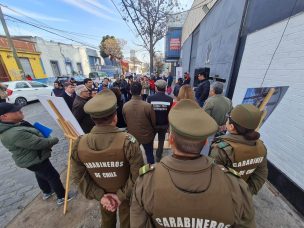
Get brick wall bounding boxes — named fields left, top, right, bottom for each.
left=0, top=37, right=36, bottom=53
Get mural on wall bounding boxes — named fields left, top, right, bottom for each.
left=242, top=86, right=289, bottom=126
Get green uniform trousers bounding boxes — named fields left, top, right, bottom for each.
left=100, top=200, right=130, bottom=228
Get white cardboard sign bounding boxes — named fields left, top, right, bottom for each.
left=38, top=95, right=84, bottom=135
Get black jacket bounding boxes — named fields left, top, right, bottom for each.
left=173, top=83, right=182, bottom=97
left=195, top=79, right=210, bottom=102
left=147, top=92, right=173, bottom=127
left=62, top=92, right=75, bottom=110
left=72, top=96, right=95, bottom=133
left=117, top=99, right=126, bottom=128
left=52, top=88, right=64, bottom=97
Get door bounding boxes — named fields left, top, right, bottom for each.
left=20, top=57, right=35, bottom=78
left=0, top=56, right=10, bottom=81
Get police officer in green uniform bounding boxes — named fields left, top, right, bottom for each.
left=210, top=104, right=268, bottom=195
left=71, top=89, right=144, bottom=228
left=131, top=99, right=256, bottom=228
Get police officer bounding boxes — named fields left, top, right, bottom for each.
left=131, top=99, right=255, bottom=228
left=71, top=89, right=144, bottom=228
left=147, top=79, right=173, bottom=162
left=210, top=104, right=268, bottom=195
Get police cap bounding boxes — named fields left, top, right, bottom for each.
left=84, top=89, right=117, bottom=118
left=168, top=99, right=218, bottom=140
left=230, top=104, right=262, bottom=130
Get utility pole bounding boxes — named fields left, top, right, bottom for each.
left=0, top=6, right=24, bottom=79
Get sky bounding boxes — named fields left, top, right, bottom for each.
left=0, top=0, right=192, bottom=63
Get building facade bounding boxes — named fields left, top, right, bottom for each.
left=16, top=36, right=102, bottom=78
left=0, top=36, right=46, bottom=81
left=180, top=0, right=304, bottom=215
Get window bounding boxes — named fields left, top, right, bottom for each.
left=50, top=60, right=61, bottom=77
left=20, top=57, right=35, bottom=78
left=76, top=62, right=83, bottom=74
left=66, top=62, right=73, bottom=75
left=28, top=81, right=47, bottom=88
left=88, top=56, right=95, bottom=66
left=15, top=82, right=30, bottom=89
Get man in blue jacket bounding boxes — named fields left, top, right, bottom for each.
left=0, top=103, right=72, bottom=205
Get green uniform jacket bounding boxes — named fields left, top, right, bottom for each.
left=203, top=94, right=233, bottom=126
left=131, top=156, right=255, bottom=228
left=0, top=121, right=58, bottom=168
left=71, top=125, right=144, bottom=202
left=210, top=134, right=268, bottom=195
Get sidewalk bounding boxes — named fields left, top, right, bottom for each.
left=7, top=170, right=101, bottom=228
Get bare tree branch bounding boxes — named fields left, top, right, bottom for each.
left=120, top=0, right=179, bottom=74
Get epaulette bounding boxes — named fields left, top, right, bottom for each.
left=218, top=165, right=241, bottom=178
left=127, top=134, right=136, bottom=143
left=139, top=164, right=155, bottom=176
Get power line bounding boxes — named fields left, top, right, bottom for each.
left=0, top=3, right=100, bottom=40
left=4, top=14, right=99, bottom=49
left=109, top=0, right=140, bottom=40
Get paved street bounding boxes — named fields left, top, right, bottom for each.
left=0, top=102, right=303, bottom=227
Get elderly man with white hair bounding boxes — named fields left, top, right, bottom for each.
left=72, top=84, right=95, bottom=133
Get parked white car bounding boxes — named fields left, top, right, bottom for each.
left=2, top=81, right=53, bottom=106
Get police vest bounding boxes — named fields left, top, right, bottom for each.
left=220, top=138, right=266, bottom=181
left=77, top=133, right=130, bottom=193
left=152, top=162, right=235, bottom=228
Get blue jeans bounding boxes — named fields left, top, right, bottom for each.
left=27, top=159, right=65, bottom=198
left=142, top=142, right=154, bottom=164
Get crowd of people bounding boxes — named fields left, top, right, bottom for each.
left=0, top=71, right=268, bottom=228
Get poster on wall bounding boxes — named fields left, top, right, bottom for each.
left=242, top=86, right=289, bottom=126
left=176, top=67, right=183, bottom=82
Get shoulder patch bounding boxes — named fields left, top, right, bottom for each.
left=127, top=134, right=136, bottom=143
left=227, top=167, right=241, bottom=178
left=218, top=165, right=240, bottom=178
left=139, top=164, right=155, bottom=176
left=217, top=141, right=230, bottom=149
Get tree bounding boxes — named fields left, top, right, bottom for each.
left=154, top=53, right=165, bottom=74
left=121, top=0, right=180, bottom=74
left=99, top=35, right=126, bottom=61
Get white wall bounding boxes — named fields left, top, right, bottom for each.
left=78, top=47, right=103, bottom=76
left=232, top=12, right=304, bottom=189
left=34, top=37, right=86, bottom=77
